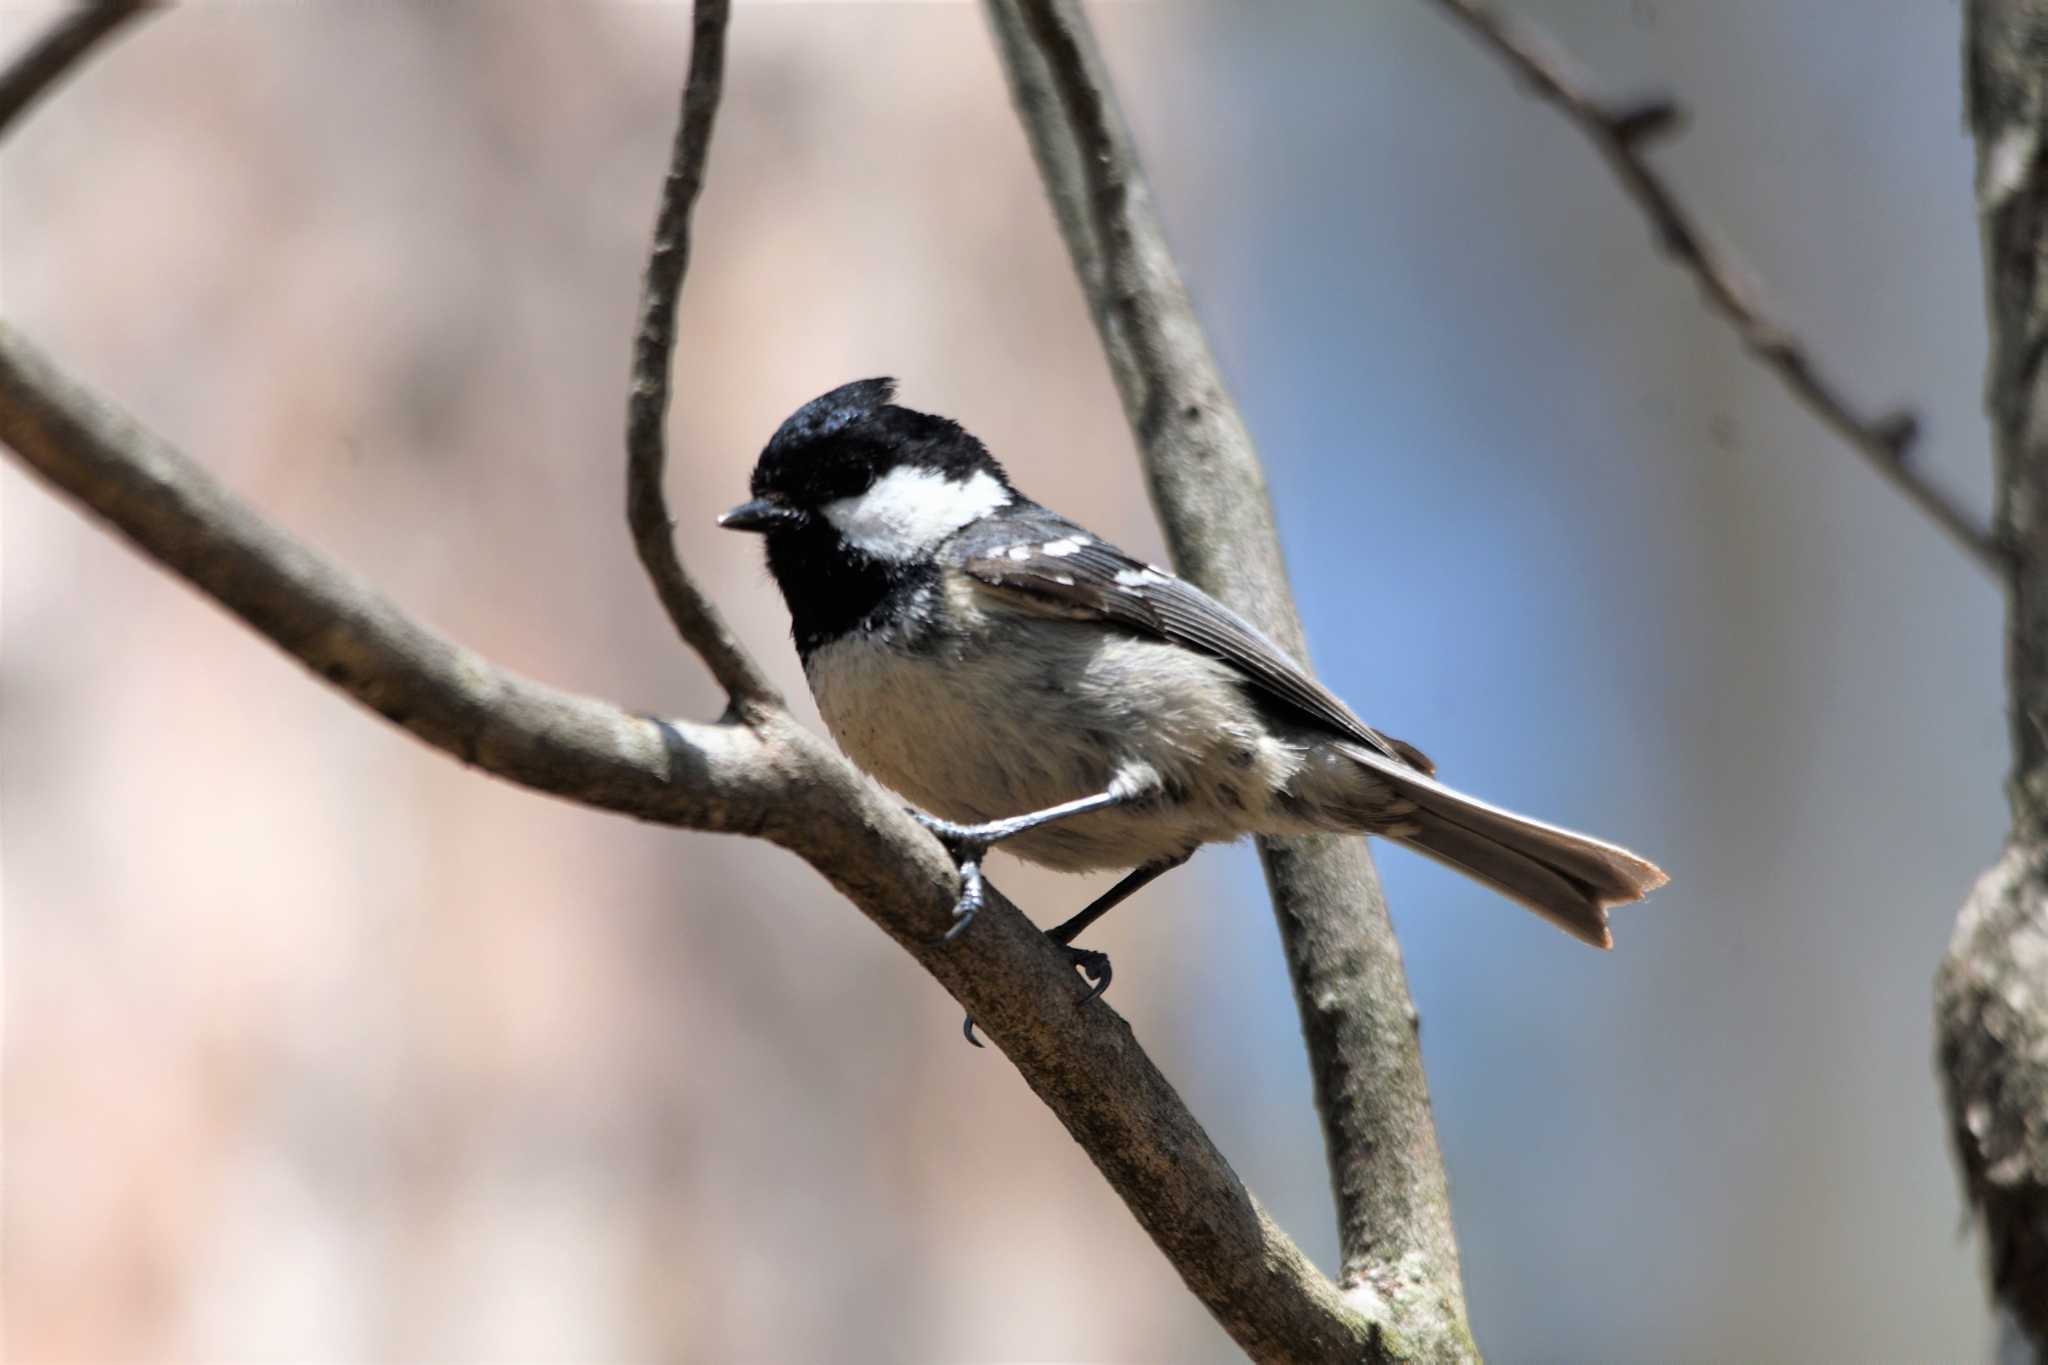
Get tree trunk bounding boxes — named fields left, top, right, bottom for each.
left=1941, top=3, right=2048, bottom=1352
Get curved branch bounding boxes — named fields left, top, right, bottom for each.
left=1426, top=0, right=2002, bottom=577
left=0, top=326, right=792, bottom=835
left=0, top=0, right=151, bottom=134
left=987, top=1, right=1476, bottom=1355
left=625, top=0, right=782, bottom=714
left=0, top=316, right=1385, bottom=1365
left=0, top=5, right=1387, bottom=1357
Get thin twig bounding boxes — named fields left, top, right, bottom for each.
left=626, top=0, right=783, bottom=714
left=992, top=1, right=1476, bottom=1353
left=1428, top=0, right=2003, bottom=576
left=0, top=1, right=151, bottom=136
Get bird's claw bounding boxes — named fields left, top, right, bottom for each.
left=912, top=803, right=1122, bottom=1047
left=939, top=856, right=985, bottom=943
left=1064, top=944, right=1113, bottom=1004
left=961, top=942, right=1116, bottom=1047
left=910, top=808, right=1000, bottom=946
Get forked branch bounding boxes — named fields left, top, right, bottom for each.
left=1427, top=0, right=2002, bottom=576
left=0, top=5, right=1394, bottom=1360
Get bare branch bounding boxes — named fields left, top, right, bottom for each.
left=0, top=314, right=1386, bottom=1364
left=1427, top=0, right=2004, bottom=577
left=626, top=0, right=782, bottom=714
left=0, top=1, right=152, bottom=136
left=0, top=8, right=1392, bottom=1356
left=988, top=0, right=1476, bottom=1354
left=0, top=325, right=797, bottom=839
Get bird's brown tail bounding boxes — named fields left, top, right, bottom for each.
left=1351, top=754, right=1667, bottom=948
left=1400, top=806, right=1664, bottom=947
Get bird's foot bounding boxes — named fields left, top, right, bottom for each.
left=908, top=809, right=1000, bottom=944
left=939, top=854, right=986, bottom=943
left=962, top=942, right=1115, bottom=1048
left=910, top=793, right=1132, bottom=945
left=1065, top=944, right=1113, bottom=1003
left=914, top=808, right=1053, bottom=946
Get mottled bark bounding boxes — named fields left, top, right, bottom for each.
left=1944, top=2, right=2048, bottom=1352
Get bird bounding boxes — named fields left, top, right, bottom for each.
left=720, top=379, right=1667, bottom=1028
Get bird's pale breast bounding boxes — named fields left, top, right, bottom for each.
left=803, top=583, right=1318, bottom=871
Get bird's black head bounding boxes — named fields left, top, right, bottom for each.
left=721, top=379, right=1016, bottom=655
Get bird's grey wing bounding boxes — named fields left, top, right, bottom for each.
left=951, top=513, right=1432, bottom=772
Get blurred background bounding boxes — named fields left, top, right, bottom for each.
left=0, top=2, right=2007, bottom=1360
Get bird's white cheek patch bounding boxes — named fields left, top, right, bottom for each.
left=821, top=467, right=1010, bottom=561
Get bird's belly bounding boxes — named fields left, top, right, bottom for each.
left=803, top=616, right=1306, bottom=872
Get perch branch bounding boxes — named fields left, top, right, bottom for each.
left=625, top=0, right=782, bottom=714
left=0, top=5, right=1388, bottom=1359
left=0, top=322, right=1381, bottom=1360
left=989, top=0, right=1476, bottom=1354
left=1427, top=0, right=2003, bottom=576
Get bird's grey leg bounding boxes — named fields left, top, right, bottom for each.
left=911, top=786, right=1143, bottom=944
left=913, top=788, right=1132, bottom=859
left=960, top=850, right=1194, bottom=1049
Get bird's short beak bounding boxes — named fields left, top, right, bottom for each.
left=717, top=497, right=804, bottom=533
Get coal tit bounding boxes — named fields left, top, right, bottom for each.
left=722, top=379, right=1666, bottom=1003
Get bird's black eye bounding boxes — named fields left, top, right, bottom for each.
left=752, top=434, right=889, bottom=510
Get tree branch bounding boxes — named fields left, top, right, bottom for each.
left=0, top=326, right=806, bottom=837
left=0, top=0, right=150, bottom=134
left=1426, top=0, right=2004, bottom=578
left=0, top=5, right=1392, bottom=1358
left=0, top=319, right=1394, bottom=1358
left=1942, top=2, right=2048, bottom=1350
left=987, top=1, right=1476, bottom=1355
left=625, top=0, right=782, bottom=715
